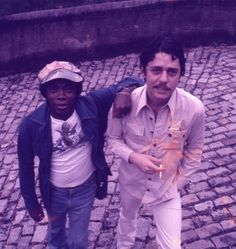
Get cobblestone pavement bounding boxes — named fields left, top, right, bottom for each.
left=0, top=44, right=236, bottom=249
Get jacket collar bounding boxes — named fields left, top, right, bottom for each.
left=28, top=103, right=50, bottom=125
left=28, top=95, right=97, bottom=125
left=76, top=95, right=97, bottom=121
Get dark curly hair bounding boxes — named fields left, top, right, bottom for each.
left=140, top=35, right=186, bottom=76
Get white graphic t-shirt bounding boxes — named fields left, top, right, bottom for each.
left=50, top=111, right=94, bottom=187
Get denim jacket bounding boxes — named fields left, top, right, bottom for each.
left=17, top=77, right=143, bottom=212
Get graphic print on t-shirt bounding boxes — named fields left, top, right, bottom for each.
left=53, top=121, right=86, bottom=155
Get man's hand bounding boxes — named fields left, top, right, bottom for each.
left=28, top=207, right=45, bottom=222
left=129, top=152, right=165, bottom=174
left=112, top=86, right=136, bottom=118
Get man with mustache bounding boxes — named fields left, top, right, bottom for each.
left=106, top=35, right=205, bottom=249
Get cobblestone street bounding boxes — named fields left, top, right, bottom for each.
left=0, top=44, right=236, bottom=249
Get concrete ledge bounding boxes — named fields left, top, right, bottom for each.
left=0, top=0, right=236, bottom=72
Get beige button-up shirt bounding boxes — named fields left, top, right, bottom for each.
left=106, top=85, right=205, bottom=204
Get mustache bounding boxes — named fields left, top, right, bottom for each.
left=153, top=83, right=171, bottom=91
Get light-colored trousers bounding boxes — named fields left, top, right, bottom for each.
left=117, top=189, right=182, bottom=249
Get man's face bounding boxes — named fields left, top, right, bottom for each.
left=45, top=79, right=79, bottom=120
left=145, top=52, right=181, bottom=107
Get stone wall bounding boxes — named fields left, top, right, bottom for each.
left=0, top=0, right=236, bottom=71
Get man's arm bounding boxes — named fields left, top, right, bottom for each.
left=88, top=77, right=143, bottom=136
left=112, top=84, right=138, bottom=118
left=89, top=76, right=144, bottom=118
left=17, top=120, right=44, bottom=222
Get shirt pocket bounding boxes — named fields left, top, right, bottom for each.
left=124, top=122, right=148, bottom=147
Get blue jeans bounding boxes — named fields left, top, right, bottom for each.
left=47, top=173, right=96, bottom=249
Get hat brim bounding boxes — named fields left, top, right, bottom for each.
left=41, top=69, right=83, bottom=85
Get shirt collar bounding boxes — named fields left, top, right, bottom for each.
left=135, top=85, right=178, bottom=118
left=135, top=85, right=149, bottom=115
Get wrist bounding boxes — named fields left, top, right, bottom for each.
left=116, top=91, right=131, bottom=96
left=122, top=87, right=132, bottom=93
left=117, top=87, right=132, bottom=95
left=129, top=151, right=138, bottom=164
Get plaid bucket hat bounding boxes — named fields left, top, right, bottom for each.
left=38, top=61, right=83, bottom=96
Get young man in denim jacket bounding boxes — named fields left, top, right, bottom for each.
left=17, top=61, right=142, bottom=249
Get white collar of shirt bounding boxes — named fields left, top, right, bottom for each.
left=134, top=85, right=178, bottom=119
